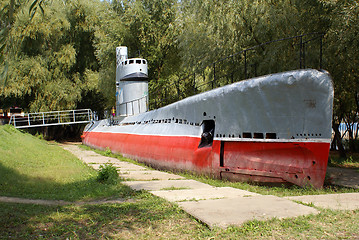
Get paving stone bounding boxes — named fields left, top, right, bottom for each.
left=178, top=195, right=319, bottom=228
left=286, top=193, right=359, bottom=210
left=123, top=179, right=213, bottom=191
left=119, top=170, right=185, bottom=181
left=112, top=162, right=148, bottom=171
left=150, top=187, right=259, bottom=202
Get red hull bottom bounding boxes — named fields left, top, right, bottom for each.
left=82, top=132, right=329, bottom=188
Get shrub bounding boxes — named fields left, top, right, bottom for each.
left=104, top=147, right=112, bottom=156
left=96, top=163, right=119, bottom=184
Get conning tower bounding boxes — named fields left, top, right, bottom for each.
left=116, top=46, right=148, bottom=116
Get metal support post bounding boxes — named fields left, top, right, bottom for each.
left=213, top=63, right=216, bottom=89
left=244, top=50, right=247, bottom=79
left=320, top=35, right=323, bottom=69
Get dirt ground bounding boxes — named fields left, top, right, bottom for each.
left=326, top=167, right=359, bottom=189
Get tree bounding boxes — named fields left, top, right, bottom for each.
left=323, top=0, right=359, bottom=155
left=94, top=0, right=181, bottom=109
left=0, top=0, right=106, bottom=113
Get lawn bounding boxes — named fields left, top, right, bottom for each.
left=0, top=125, right=358, bottom=239
left=0, top=125, right=134, bottom=201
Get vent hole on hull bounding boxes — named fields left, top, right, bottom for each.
left=253, top=133, right=264, bottom=139
left=266, top=133, right=277, bottom=139
left=243, top=132, right=252, bottom=138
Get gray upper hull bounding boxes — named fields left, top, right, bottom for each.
left=90, top=69, right=333, bottom=143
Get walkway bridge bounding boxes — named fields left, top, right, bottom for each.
left=9, top=109, right=93, bottom=129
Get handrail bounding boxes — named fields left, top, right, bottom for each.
left=9, top=109, right=93, bottom=128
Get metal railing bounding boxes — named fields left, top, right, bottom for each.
left=150, top=32, right=325, bottom=109
left=9, top=109, right=93, bottom=129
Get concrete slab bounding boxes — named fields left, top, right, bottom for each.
left=80, top=156, right=115, bottom=164
left=88, top=163, right=101, bottom=170
left=119, top=170, right=185, bottom=181
left=123, top=179, right=213, bottom=191
left=286, top=192, right=359, bottom=210
left=151, top=187, right=259, bottom=202
left=61, top=144, right=96, bottom=159
left=178, top=195, right=319, bottom=228
left=87, top=162, right=143, bottom=171
left=111, top=162, right=148, bottom=171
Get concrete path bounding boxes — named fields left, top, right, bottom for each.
left=61, top=143, right=359, bottom=228
left=286, top=193, right=359, bottom=210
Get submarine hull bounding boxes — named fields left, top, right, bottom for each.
left=83, top=69, right=334, bottom=188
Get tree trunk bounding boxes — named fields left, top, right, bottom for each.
left=332, top=123, right=346, bottom=158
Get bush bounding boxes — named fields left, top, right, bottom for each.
left=104, top=147, right=112, bottom=156
left=96, top=163, right=119, bottom=184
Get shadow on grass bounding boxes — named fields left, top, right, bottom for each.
left=0, top=193, right=187, bottom=239
left=0, top=161, right=136, bottom=202
left=0, top=161, right=191, bottom=238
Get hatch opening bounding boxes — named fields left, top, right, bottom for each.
left=198, top=120, right=215, bottom=148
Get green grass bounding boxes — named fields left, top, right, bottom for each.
left=1, top=201, right=358, bottom=239
left=329, top=151, right=359, bottom=169
left=0, top=125, right=134, bottom=201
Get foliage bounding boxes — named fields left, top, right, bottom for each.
left=96, top=162, right=119, bottom=185
left=0, top=0, right=359, bottom=154
left=0, top=0, right=105, bottom=113
left=329, top=151, right=359, bottom=169
left=93, top=0, right=181, bottom=108
left=324, top=0, right=359, bottom=153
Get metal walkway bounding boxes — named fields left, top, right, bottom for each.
left=9, top=109, right=93, bottom=129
